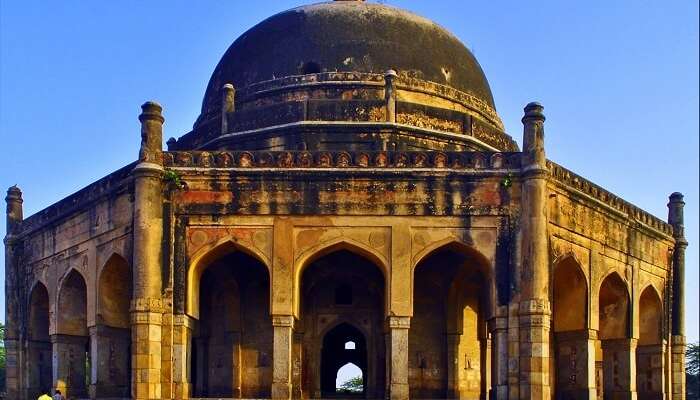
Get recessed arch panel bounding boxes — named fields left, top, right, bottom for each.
left=552, top=255, right=588, bottom=332
left=187, top=239, right=271, bottom=319
left=598, top=272, right=630, bottom=340
left=57, top=269, right=88, bottom=336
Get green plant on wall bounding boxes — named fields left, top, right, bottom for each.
left=163, top=169, right=186, bottom=190
left=501, top=173, right=513, bottom=188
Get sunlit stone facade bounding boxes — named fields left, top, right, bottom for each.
left=4, top=1, right=687, bottom=399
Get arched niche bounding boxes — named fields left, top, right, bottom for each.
left=190, top=246, right=272, bottom=399
left=552, top=255, right=588, bottom=332
left=187, top=239, right=270, bottom=319
left=27, top=282, right=52, bottom=399
left=294, top=239, right=389, bottom=317
left=637, top=285, right=664, bottom=398
left=638, top=286, right=662, bottom=346
left=55, top=269, right=89, bottom=398
left=57, top=269, right=88, bottom=336
left=410, top=241, right=492, bottom=400
left=551, top=255, right=590, bottom=399
left=300, top=248, right=386, bottom=399
left=98, top=253, right=132, bottom=329
left=598, top=272, right=630, bottom=340
left=95, top=254, right=132, bottom=397
left=597, top=272, right=633, bottom=399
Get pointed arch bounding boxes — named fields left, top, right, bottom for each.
left=410, top=239, right=492, bottom=399
left=412, top=238, right=492, bottom=275
left=97, top=253, right=132, bottom=329
left=552, top=254, right=588, bottom=332
left=187, top=238, right=271, bottom=319
left=28, top=281, right=50, bottom=342
left=321, top=322, right=368, bottom=396
left=638, top=285, right=663, bottom=345
left=412, top=239, right=494, bottom=317
left=294, top=238, right=388, bottom=317
left=27, top=281, right=52, bottom=398
left=57, top=269, right=88, bottom=336
left=598, top=271, right=631, bottom=339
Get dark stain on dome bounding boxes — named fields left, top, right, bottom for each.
left=199, top=1, right=495, bottom=124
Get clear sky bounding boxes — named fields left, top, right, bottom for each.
left=1, top=0, right=698, bottom=345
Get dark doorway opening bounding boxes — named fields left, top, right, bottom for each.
left=321, top=323, right=367, bottom=398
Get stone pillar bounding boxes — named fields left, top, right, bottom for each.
left=636, top=342, right=665, bottom=400
left=384, top=69, right=397, bottom=123
left=668, top=192, right=687, bottom=400
left=387, top=316, right=410, bottom=400
left=447, top=333, right=463, bottom=399
left=4, top=186, right=22, bottom=399
left=292, top=329, right=304, bottom=399
left=519, top=102, right=551, bottom=400
left=491, top=316, right=509, bottom=400
left=221, top=83, right=235, bottom=133
left=172, top=315, right=194, bottom=399
left=26, top=338, right=52, bottom=399
left=89, top=325, right=131, bottom=398
left=601, top=338, right=637, bottom=400
left=671, top=336, right=686, bottom=400
left=51, top=334, right=89, bottom=398
left=554, top=329, right=597, bottom=399
left=131, top=101, right=165, bottom=400
left=272, top=315, right=294, bottom=400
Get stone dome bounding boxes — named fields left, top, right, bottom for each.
left=197, top=0, right=496, bottom=125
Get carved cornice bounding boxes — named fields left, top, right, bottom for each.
left=164, top=150, right=521, bottom=171
left=548, top=161, right=673, bottom=237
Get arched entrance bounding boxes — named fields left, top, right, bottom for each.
left=300, top=249, right=385, bottom=399
left=637, top=286, right=663, bottom=400
left=410, top=243, right=491, bottom=400
left=95, top=254, right=132, bottom=397
left=190, top=250, right=272, bottom=399
left=552, top=256, right=590, bottom=399
left=321, top=323, right=367, bottom=397
left=55, top=270, right=89, bottom=398
left=27, top=282, right=51, bottom=399
left=597, top=273, right=632, bottom=399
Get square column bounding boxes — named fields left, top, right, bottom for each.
left=554, top=329, right=597, bottom=399
left=131, top=298, right=164, bottom=400
left=491, top=316, right=509, bottom=400
left=5, top=339, right=20, bottom=399
left=601, top=338, right=638, bottom=400
left=387, top=316, right=410, bottom=400
left=292, top=329, right=304, bottom=399
left=636, top=342, right=665, bottom=400
left=172, top=315, right=194, bottom=400
left=89, top=325, right=130, bottom=398
left=272, top=315, right=294, bottom=400
left=51, top=334, right=89, bottom=399
left=671, top=336, right=685, bottom=400
left=518, top=299, right=551, bottom=400
left=26, top=338, right=52, bottom=399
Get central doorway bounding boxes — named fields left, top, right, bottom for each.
left=321, top=323, right=367, bottom=397
left=300, top=248, right=386, bottom=399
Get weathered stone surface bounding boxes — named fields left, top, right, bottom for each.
left=3, top=2, right=684, bottom=400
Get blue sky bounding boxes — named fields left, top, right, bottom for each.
left=1, top=0, right=698, bottom=346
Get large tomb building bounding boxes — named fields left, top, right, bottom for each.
left=4, top=1, right=688, bottom=399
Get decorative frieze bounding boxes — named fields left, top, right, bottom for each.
left=164, top=150, right=521, bottom=170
